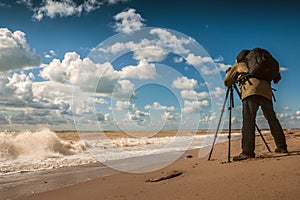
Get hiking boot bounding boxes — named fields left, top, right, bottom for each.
left=275, top=147, right=288, bottom=153
left=233, top=152, right=255, bottom=161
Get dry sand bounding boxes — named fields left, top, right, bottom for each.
left=16, top=130, right=300, bottom=200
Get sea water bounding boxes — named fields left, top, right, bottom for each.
left=0, top=129, right=243, bottom=174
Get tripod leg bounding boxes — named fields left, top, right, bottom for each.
left=255, top=124, right=271, bottom=152
left=227, top=87, right=234, bottom=163
left=208, top=87, right=230, bottom=161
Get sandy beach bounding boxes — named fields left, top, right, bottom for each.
left=8, top=129, right=299, bottom=200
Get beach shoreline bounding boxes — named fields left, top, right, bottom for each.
left=3, top=129, right=299, bottom=200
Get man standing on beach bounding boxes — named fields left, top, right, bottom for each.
left=224, top=49, right=288, bottom=161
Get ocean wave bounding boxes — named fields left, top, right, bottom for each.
left=0, top=130, right=243, bottom=174
left=0, top=129, right=87, bottom=162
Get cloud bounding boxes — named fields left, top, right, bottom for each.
left=82, top=0, right=103, bottom=12
left=0, top=28, right=41, bottom=71
left=111, top=79, right=136, bottom=99
left=161, top=112, right=174, bottom=121
left=172, top=76, right=198, bottom=90
left=174, top=57, right=183, bottom=63
left=120, top=59, right=158, bottom=80
left=0, top=115, right=9, bottom=124
left=283, top=107, right=290, bottom=110
left=87, top=97, right=108, bottom=105
left=16, top=0, right=33, bottom=8
left=0, top=73, right=35, bottom=107
left=96, top=112, right=110, bottom=121
left=97, top=28, right=194, bottom=59
left=186, top=53, right=213, bottom=66
left=8, top=111, right=42, bottom=125
left=135, top=110, right=149, bottom=117
left=182, top=100, right=210, bottom=114
left=133, top=47, right=168, bottom=62
left=40, top=52, right=123, bottom=96
left=280, top=67, right=288, bottom=72
left=73, top=100, right=94, bottom=115
left=0, top=66, right=117, bottom=126
left=149, top=28, right=192, bottom=55
left=6, top=109, right=73, bottom=125
left=44, top=49, right=57, bottom=59
left=25, top=0, right=126, bottom=21
left=210, top=87, right=225, bottom=98
left=113, top=8, right=145, bottom=34
left=203, top=112, right=217, bottom=122
left=144, top=102, right=175, bottom=111
left=180, top=90, right=209, bottom=100
left=185, top=53, right=231, bottom=74
left=32, top=0, right=83, bottom=21
left=124, top=110, right=149, bottom=122
left=41, top=51, right=163, bottom=98
left=276, top=111, right=300, bottom=127
left=0, top=1, right=10, bottom=7
left=31, top=81, right=72, bottom=111
left=217, top=63, right=231, bottom=72
left=107, top=0, right=128, bottom=4
left=115, top=101, right=137, bottom=111
left=0, top=72, right=73, bottom=111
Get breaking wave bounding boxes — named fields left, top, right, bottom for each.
left=0, top=129, right=87, bottom=162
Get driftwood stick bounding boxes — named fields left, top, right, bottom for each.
left=146, top=170, right=183, bottom=182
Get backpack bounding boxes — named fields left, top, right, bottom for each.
left=245, top=48, right=280, bottom=83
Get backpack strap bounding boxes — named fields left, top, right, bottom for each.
left=235, top=72, right=253, bottom=85
left=272, top=88, right=277, bottom=102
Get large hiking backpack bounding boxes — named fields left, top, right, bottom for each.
left=245, top=48, right=280, bottom=82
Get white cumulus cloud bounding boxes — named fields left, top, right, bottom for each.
left=29, top=0, right=126, bottom=21
left=174, top=57, right=183, bottom=63
left=40, top=52, right=137, bottom=98
left=149, top=28, right=192, bottom=55
left=33, top=0, right=83, bottom=21
left=186, top=53, right=213, bottom=66
left=280, top=67, right=288, bottom=72
left=115, top=101, right=137, bottom=111
left=133, top=47, right=168, bottom=62
left=180, top=90, right=209, bottom=100
left=161, top=112, right=174, bottom=121
left=182, top=100, right=210, bottom=114
left=172, top=76, right=198, bottom=90
left=0, top=72, right=73, bottom=114
left=144, top=102, right=175, bottom=111
left=0, top=28, right=41, bottom=71
left=124, top=110, right=148, bottom=122
left=210, top=87, right=225, bottom=98
left=113, top=8, right=145, bottom=34
left=120, top=59, right=158, bottom=80
left=44, top=49, right=57, bottom=59
left=41, top=51, right=170, bottom=99
left=98, top=28, right=194, bottom=60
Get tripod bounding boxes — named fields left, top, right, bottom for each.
left=208, top=84, right=271, bottom=162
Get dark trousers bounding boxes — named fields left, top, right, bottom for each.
left=242, top=95, right=287, bottom=155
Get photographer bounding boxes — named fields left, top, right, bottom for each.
left=224, top=49, right=288, bottom=161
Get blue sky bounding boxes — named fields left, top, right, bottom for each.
left=0, top=0, right=299, bottom=131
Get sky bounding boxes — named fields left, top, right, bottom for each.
left=0, top=0, right=300, bottom=131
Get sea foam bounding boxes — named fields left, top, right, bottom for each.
left=0, top=129, right=86, bottom=162
left=0, top=129, right=243, bottom=174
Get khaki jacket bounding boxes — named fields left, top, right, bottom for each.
left=224, top=62, right=273, bottom=101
